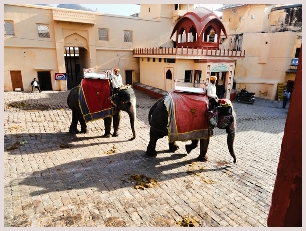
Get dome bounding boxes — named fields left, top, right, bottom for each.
left=170, top=7, right=226, bottom=40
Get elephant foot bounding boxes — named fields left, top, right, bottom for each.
left=169, top=143, right=179, bottom=152
left=185, top=144, right=193, bottom=154
left=146, top=147, right=157, bottom=157
left=102, top=133, right=111, bottom=138
left=69, top=127, right=79, bottom=134
left=197, top=155, right=208, bottom=162
left=112, top=132, right=119, bottom=137
left=80, top=129, right=87, bottom=134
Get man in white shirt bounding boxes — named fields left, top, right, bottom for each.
left=110, top=68, right=124, bottom=93
left=31, top=78, right=41, bottom=93
left=206, top=76, right=219, bottom=111
left=282, top=88, right=291, bottom=108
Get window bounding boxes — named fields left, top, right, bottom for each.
left=184, top=70, right=193, bottom=83
left=37, top=24, right=50, bottom=38
left=124, top=30, right=133, bottom=42
left=153, top=58, right=155, bottom=62
left=159, top=58, right=162, bottom=62
left=4, top=21, right=14, bottom=36
left=164, top=58, right=176, bottom=63
left=98, top=28, right=108, bottom=41
left=194, top=70, right=202, bottom=87
left=147, top=58, right=150, bottom=62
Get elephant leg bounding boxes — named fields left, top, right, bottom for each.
left=185, top=139, right=199, bottom=154
left=146, top=127, right=161, bottom=157
left=69, top=109, right=79, bottom=134
left=169, top=141, right=179, bottom=152
left=79, top=116, right=87, bottom=133
left=226, top=127, right=236, bottom=163
left=197, top=138, right=209, bottom=162
left=102, top=117, right=112, bottom=138
left=112, top=112, right=120, bottom=137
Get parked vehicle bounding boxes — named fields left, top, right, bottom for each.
left=236, top=87, right=255, bottom=104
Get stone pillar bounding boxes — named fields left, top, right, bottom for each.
left=267, top=45, right=302, bottom=227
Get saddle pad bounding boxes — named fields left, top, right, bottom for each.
left=164, top=91, right=210, bottom=142
left=78, top=78, right=113, bottom=123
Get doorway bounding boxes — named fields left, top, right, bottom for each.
left=37, top=71, right=52, bottom=91
left=125, top=70, right=133, bottom=85
left=165, top=68, right=174, bottom=91
left=10, top=70, right=24, bottom=91
left=214, top=72, right=226, bottom=99
left=65, top=47, right=81, bottom=90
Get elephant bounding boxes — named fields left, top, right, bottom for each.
left=67, top=82, right=137, bottom=140
left=146, top=92, right=237, bottom=163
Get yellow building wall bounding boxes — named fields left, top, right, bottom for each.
left=234, top=32, right=297, bottom=99
left=139, top=58, right=235, bottom=99
left=4, top=4, right=177, bottom=91
left=222, top=4, right=274, bottom=34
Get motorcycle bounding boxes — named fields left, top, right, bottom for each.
left=236, top=87, right=255, bottom=104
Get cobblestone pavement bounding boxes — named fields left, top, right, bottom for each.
left=3, top=89, right=289, bottom=227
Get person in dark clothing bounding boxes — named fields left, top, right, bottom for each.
left=282, top=89, right=291, bottom=108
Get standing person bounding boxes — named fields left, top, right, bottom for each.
left=283, top=88, right=291, bottom=108
left=110, top=68, right=124, bottom=94
left=31, top=78, right=41, bottom=93
left=206, top=76, right=219, bottom=111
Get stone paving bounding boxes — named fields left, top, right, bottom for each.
left=3, top=88, right=289, bottom=227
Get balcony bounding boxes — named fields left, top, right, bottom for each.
left=133, top=47, right=245, bottom=58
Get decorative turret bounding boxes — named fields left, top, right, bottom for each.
left=170, top=7, right=227, bottom=49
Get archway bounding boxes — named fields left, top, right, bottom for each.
left=64, top=33, right=89, bottom=89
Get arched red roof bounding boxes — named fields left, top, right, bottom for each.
left=170, top=7, right=227, bottom=39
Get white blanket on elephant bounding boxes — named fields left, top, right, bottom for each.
left=84, top=72, right=107, bottom=79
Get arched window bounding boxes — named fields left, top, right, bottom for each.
left=188, top=26, right=197, bottom=42
left=178, top=27, right=186, bottom=43
left=203, top=26, right=218, bottom=42
left=166, top=69, right=172, bottom=80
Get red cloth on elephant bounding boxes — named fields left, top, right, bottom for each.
left=79, top=79, right=113, bottom=122
left=164, top=91, right=210, bottom=142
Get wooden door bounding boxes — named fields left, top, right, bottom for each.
left=10, top=71, right=24, bottom=91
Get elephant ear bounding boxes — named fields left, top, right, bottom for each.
left=118, top=87, right=135, bottom=102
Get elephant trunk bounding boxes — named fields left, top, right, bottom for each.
left=128, top=98, right=136, bottom=140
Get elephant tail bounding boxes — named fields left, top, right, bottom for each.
left=148, top=97, right=164, bottom=125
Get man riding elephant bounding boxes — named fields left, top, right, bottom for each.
left=146, top=90, right=236, bottom=163
left=67, top=69, right=136, bottom=140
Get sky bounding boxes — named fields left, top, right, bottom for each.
left=48, top=4, right=224, bottom=17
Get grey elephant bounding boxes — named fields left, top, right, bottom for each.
left=146, top=92, right=236, bottom=163
left=67, top=82, right=136, bottom=140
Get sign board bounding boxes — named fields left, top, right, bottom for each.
left=55, top=73, right=66, bottom=80
left=290, top=58, right=298, bottom=66
left=211, top=64, right=229, bottom=72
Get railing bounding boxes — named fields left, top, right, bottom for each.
left=133, top=47, right=245, bottom=57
